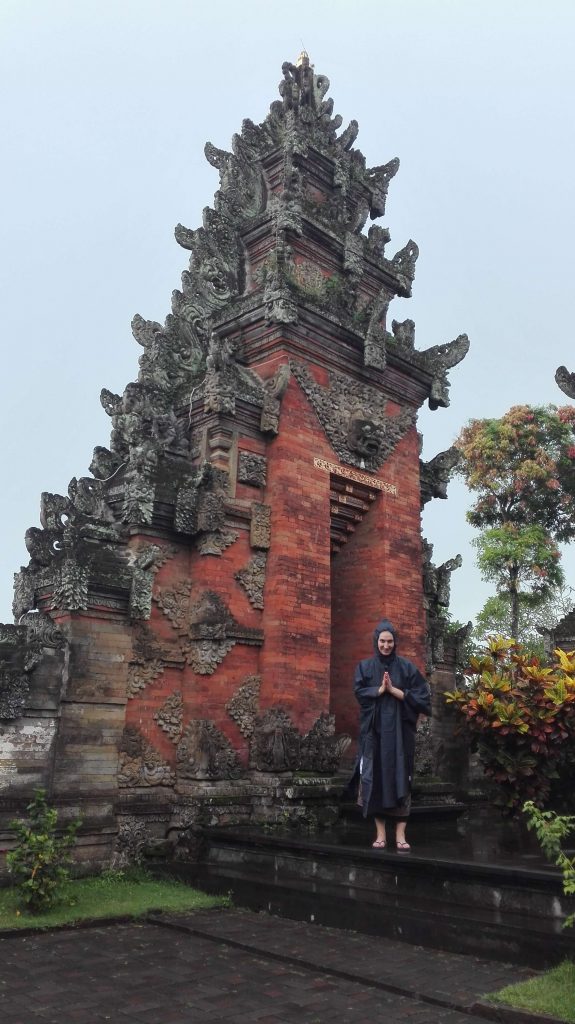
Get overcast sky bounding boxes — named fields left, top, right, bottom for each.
left=2, top=0, right=575, bottom=626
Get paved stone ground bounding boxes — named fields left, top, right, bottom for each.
left=0, top=909, right=537, bottom=1024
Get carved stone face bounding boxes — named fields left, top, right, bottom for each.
left=348, top=414, right=383, bottom=457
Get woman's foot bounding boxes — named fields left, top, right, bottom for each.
left=372, top=838, right=386, bottom=849
left=396, top=840, right=411, bottom=852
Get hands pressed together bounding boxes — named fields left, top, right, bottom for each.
left=378, top=671, right=404, bottom=700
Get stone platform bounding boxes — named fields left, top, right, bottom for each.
left=155, top=805, right=575, bottom=969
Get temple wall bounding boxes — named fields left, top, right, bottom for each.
left=258, top=373, right=333, bottom=729
left=330, top=425, right=426, bottom=740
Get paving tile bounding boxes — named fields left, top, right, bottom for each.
left=0, top=916, right=531, bottom=1024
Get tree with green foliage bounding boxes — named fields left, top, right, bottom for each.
left=474, top=524, right=564, bottom=640
left=474, top=586, right=575, bottom=654
left=456, top=405, right=575, bottom=639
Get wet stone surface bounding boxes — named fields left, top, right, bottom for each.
left=0, top=911, right=534, bottom=1024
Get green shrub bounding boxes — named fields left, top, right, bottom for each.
left=445, top=638, right=575, bottom=813
left=523, top=800, right=575, bottom=927
left=7, top=789, right=81, bottom=914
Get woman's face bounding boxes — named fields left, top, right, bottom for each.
left=377, top=630, right=395, bottom=656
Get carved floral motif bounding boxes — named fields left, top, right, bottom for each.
left=250, top=503, right=271, bottom=550
left=126, top=659, right=164, bottom=699
left=154, top=692, right=184, bottom=743
left=238, top=453, right=267, bottom=488
left=235, top=553, right=267, bottom=610
left=226, top=675, right=261, bottom=738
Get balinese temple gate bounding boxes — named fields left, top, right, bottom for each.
left=0, top=55, right=468, bottom=869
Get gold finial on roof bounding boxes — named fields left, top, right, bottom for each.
left=296, top=49, right=310, bottom=68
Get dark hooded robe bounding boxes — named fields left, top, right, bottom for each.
left=351, top=619, right=431, bottom=818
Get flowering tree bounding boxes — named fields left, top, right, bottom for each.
left=456, top=405, right=575, bottom=638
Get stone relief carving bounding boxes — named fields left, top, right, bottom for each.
left=235, top=553, right=267, bottom=610
left=52, top=559, right=89, bottom=612
left=422, top=539, right=463, bottom=672
left=174, top=463, right=229, bottom=541
left=260, top=364, right=291, bottom=435
left=176, top=720, right=243, bottom=780
left=154, top=580, right=193, bottom=632
left=290, top=360, right=416, bottom=471
left=155, top=587, right=262, bottom=674
left=118, top=726, right=176, bottom=788
left=126, top=659, right=164, bottom=699
left=182, top=638, right=236, bottom=675
left=0, top=615, right=66, bottom=720
left=249, top=708, right=301, bottom=772
left=129, top=544, right=177, bottom=621
left=238, top=452, right=267, bottom=488
left=112, top=817, right=149, bottom=868
left=0, top=666, right=29, bottom=720
left=250, top=503, right=271, bottom=550
left=419, top=446, right=463, bottom=507
left=248, top=708, right=300, bottom=770
left=300, top=713, right=352, bottom=774
left=196, top=530, right=239, bottom=557
left=226, top=675, right=262, bottom=738
left=154, top=692, right=184, bottom=744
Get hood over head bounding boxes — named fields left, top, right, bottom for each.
left=373, top=619, right=397, bottom=656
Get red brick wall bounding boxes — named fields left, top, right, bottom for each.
left=258, top=373, right=333, bottom=731
left=330, top=425, right=426, bottom=741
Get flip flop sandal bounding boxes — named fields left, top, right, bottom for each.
left=396, top=841, right=411, bottom=852
left=372, top=839, right=386, bottom=848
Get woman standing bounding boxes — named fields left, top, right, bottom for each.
left=352, top=619, right=431, bottom=851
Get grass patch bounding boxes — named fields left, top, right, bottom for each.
left=0, top=869, right=228, bottom=931
left=486, top=960, right=575, bottom=1023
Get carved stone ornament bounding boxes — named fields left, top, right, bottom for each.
left=226, top=675, right=262, bottom=738
left=112, top=816, right=149, bottom=868
left=126, top=659, right=164, bottom=699
left=299, top=712, right=352, bottom=774
left=196, top=530, right=239, bottom=556
left=52, top=559, right=89, bottom=612
left=556, top=365, right=575, bottom=399
left=174, top=463, right=230, bottom=540
left=154, top=580, right=192, bottom=632
left=249, top=707, right=301, bottom=772
left=235, top=553, right=267, bottom=610
left=0, top=666, right=29, bottom=720
left=129, top=544, right=177, bottom=621
left=419, top=446, right=463, bottom=507
left=260, top=364, right=291, bottom=435
left=12, top=567, right=37, bottom=621
left=422, top=538, right=463, bottom=672
left=250, top=503, right=271, bottom=550
left=238, top=452, right=267, bottom=488
left=154, top=692, right=184, bottom=743
left=290, top=360, right=416, bottom=471
left=176, top=720, right=243, bottom=780
left=155, top=587, right=261, bottom=673
left=182, top=637, right=236, bottom=675
left=0, top=614, right=66, bottom=720
left=388, top=319, right=470, bottom=410
left=118, top=726, right=176, bottom=788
